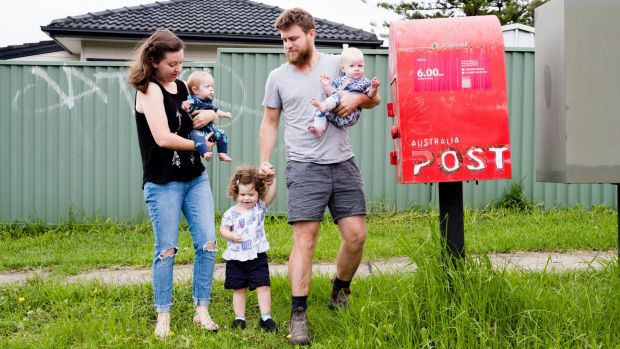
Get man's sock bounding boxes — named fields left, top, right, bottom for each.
left=291, top=296, right=308, bottom=310
left=332, top=277, right=351, bottom=290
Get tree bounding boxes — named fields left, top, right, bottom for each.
left=376, top=0, right=548, bottom=26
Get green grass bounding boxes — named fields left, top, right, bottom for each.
left=0, top=207, right=616, bottom=274
left=1, top=246, right=619, bottom=348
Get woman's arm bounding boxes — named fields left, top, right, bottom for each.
left=192, top=109, right=218, bottom=129
left=139, top=82, right=196, bottom=151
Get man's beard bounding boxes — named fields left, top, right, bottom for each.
left=286, top=45, right=312, bottom=66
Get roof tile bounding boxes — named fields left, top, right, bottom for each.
left=42, top=0, right=381, bottom=46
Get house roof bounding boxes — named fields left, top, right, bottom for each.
left=41, top=0, right=383, bottom=48
left=0, top=41, right=64, bottom=60
left=502, top=23, right=535, bottom=33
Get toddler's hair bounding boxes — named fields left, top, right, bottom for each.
left=187, top=71, right=213, bottom=95
left=227, top=166, right=268, bottom=200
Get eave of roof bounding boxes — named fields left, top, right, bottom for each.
left=0, top=41, right=64, bottom=60
left=42, top=28, right=383, bottom=48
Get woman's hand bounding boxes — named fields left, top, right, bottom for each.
left=192, top=109, right=218, bottom=129
left=232, top=233, right=243, bottom=243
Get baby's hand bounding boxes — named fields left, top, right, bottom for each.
left=203, top=151, right=213, bottom=161
left=370, top=77, right=381, bottom=88
left=319, top=74, right=332, bottom=86
left=232, top=234, right=243, bottom=243
left=182, top=100, right=193, bottom=112
left=221, top=112, right=232, bottom=119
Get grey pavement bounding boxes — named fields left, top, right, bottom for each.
left=0, top=251, right=616, bottom=286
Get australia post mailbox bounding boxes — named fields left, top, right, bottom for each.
left=387, top=16, right=512, bottom=184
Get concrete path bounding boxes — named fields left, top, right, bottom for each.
left=0, top=251, right=615, bottom=286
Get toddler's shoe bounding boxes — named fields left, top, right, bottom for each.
left=232, top=318, right=246, bottom=330
left=259, top=318, right=277, bottom=332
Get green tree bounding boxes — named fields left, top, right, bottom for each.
left=377, top=0, right=548, bottom=26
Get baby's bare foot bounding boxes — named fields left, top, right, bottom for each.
left=219, top=153, right=232, bottom=162
left=310, top=98, right=327, bottom=113
left=308, top=125, right=325, bottom=138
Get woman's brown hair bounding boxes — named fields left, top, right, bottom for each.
left=227, top=166, right=268, bottom=200
left=128, top=29, right=184, bottom=93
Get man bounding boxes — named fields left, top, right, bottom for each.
left=259, top=8, right=380, bottom=346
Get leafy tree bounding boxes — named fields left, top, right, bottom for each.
left=376, top=0, right=548, bottom=26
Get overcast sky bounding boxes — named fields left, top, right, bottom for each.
left=0, top=0, right=402, bottom=48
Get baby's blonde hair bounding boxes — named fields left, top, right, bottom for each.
left=341, top=47, right=364, bottom=64
left=186, top=71, right=214, bottom=95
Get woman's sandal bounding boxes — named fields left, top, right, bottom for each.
left=193, top=309, right=219, bottom=332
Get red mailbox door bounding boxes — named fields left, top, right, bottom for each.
left=388, top=16, right=512, bottom=184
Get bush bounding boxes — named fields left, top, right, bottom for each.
left=495, top=182, right=534, bottom=211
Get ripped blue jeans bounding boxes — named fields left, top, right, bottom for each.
left=144, top=171, right=217, bottom=312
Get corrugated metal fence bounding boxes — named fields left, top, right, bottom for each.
left=0, top=49, right=616, bottom=222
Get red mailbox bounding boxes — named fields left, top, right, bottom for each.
left=388, top=16, right=512, bottom=184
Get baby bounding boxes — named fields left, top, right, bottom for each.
left=308, top=47, right=380, bottom=137
left=184, top=71, right=233, bottom=162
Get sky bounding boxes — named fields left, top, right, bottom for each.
left=0, top=0, right=403, bottom=48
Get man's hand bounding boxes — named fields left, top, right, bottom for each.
left=334, top=91, right=361, bottom=117
left=258, top=161, right=276, bottom=185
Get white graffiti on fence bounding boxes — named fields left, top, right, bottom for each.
left=13, top=66, right=109, bottom=112
left=10, top=65, right=262, bottom=126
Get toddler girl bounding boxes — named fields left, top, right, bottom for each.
left=220, top=166, right=277, bottom=331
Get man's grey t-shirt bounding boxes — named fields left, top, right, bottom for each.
left=262, top=53, right=354, bottom=164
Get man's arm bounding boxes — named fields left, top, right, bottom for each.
left=259, top=106, right=281, bottom=181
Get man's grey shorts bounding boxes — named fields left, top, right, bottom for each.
left=285, top=157, right=366, bottom=224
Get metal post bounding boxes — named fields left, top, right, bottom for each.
left=438, top=181, right=465, bottom=260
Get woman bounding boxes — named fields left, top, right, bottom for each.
left=128, top=29, right=219, bottom=338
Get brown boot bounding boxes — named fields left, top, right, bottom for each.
left=328, top=286, right=351, bottom=310
left=289, top=307, right=310, bottom=345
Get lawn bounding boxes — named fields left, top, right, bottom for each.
left=0, top=207, right=618, bottom=348
left=1, top=248, right=618, bottom=348
left=0, top=207, right=616, bottom=275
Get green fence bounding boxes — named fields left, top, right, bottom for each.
left=0, top=49, right=616, bottom=223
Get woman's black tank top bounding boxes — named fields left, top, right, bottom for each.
left=135, top=79, right=204, bottom=186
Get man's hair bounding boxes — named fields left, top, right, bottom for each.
left=275, top=7, right=315, bottom=33
left=186, top=71, right=213, bottom=95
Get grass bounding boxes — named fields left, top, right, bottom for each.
left=0, top=207, right=618, bottom=347
left=1, top=240, right=619, bottom=348
left=0, top=207, right=616, bottom=275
